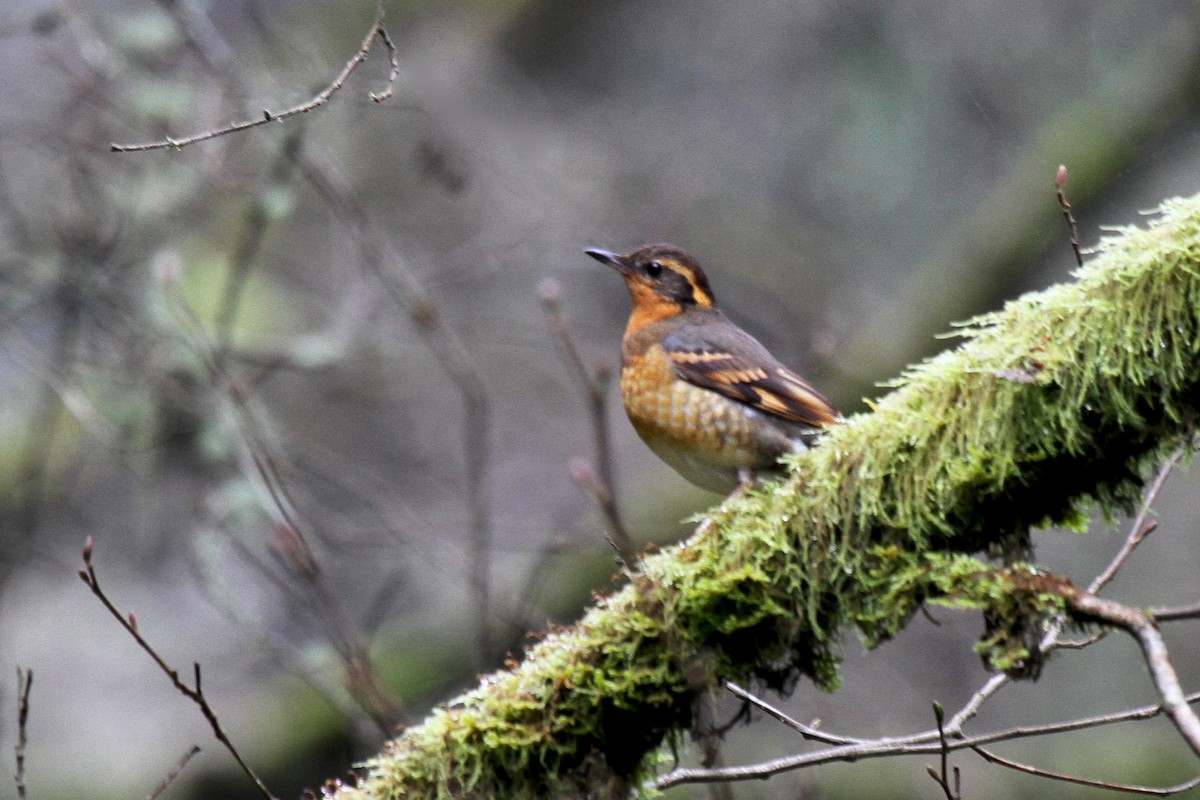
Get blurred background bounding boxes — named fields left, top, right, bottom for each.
left=2, top=1, right=1200, bottom=798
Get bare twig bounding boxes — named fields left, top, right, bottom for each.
left=369, top=22, right=401, bottom=103
left=1068, top=591, right=1200, bottom=755
left=295, top=150, right=494, bottom=668
left=568, top=459, right=630, bottom=572
left=14, top=667, right=32, bottom=800
left=538, top=278, right=634, bottom=565
left=974, top=746, right=1200, bottom=796
left=110, top=0, right=397, bottom=152
left=1151, top=602, right=1200, bottom=622
left=1089, top=443, right=1185, bottom=594
left=141, top=0, right=415, bottom=724
left=652, top=728, right=989, bottom=787
left=943, top=672, right=1009, bottom=735
left=267, top=523, right=405, bottom=731
left=1053, top=629, right=1110, bottom=649
left=1055, top=165, right=1084, bottom=267
left=724, top=682, right=855, bottom=746
left=655, top=690, right=1200, bottom=789
left=926, top=703, right=961, bottom=800
left=145, top=745, right=202, bottom=800
left=947, top=443, right=1187, bottom=733
left=78, top=539, right=279, bottom=800
left=158, top=269, right=405, bottom=731
left=681, top=443, right=1198, bottom=793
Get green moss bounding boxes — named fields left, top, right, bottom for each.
left=334, top=195, right=1200, bottom=798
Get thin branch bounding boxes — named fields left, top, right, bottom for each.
left=368, top=22, right=400, bottom=103
left=925, top=702, right=961, bottom=800
left=1089, top=443, right=1185, bottom=594
left=538, top=278, right=634, bottom=566
left=1056, top=164, right=1084, bottom=267
left=14, top=667, right=32, bottom=800
left=655, top=690, right=1200, bottom=789
left=724, top=681, right=856, bottom=746
left=294, top=149, right=494, bottom=668
left=567, top=459, right=631, bottom=571
left=974, top=746, right=1200, bottom=797
left=1151, top=602, right=1200, bottom=622
left=944, top=672, right=1009, bottom=735
left=78, top=539, right=279, bottom=800
left=704, top=441, right=1195, bottom=794
left=1054, top=629, right=1110, bottom=649
left=1056, top=165, right=1084, bottom=268
left=145, top=745, right=202, bottom=800
left=110, top=0, right=396, bottom=152
left=946, top=442, right=1187, bottom=735
left=956, top=692, right=1195, bottom=750
left=1068, top=591, right=1200, bottom=755
left=160, top=272, right=404, bottom=731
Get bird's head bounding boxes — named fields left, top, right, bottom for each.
left=586, top=244, right=716, bottom=327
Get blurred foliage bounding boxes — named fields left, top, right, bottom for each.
left=1, top=1, right=1199, bottom=799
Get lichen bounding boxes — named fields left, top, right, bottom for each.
left=334, top=195, right=1200, bottom=799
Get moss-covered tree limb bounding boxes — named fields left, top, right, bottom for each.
left=334, top=194, right=1200, bottom=799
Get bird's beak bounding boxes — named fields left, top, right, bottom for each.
left=585, top=248, right=629, bottom=273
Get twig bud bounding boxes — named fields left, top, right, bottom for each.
left=269, top=522, right=319, bottom=579
left=568, top=457, right=596, bottom=486
left=1055, top=164, right=1069, bottom=189
left=537, top=277, right=562, bottom=307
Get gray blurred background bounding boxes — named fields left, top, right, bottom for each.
left=2, top=1, right=1200, bottom=798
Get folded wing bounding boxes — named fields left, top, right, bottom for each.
left=663, top=324, right=839, bottom=429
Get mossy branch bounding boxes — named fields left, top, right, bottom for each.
left=334, top=194, right=1200, bottom=799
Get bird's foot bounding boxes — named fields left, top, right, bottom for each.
left=729, top=468, right=757, bottom=498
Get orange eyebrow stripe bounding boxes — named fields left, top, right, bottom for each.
left=671, top=265, right=714, bottom=307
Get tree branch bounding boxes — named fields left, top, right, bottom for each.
left=1089, top=443, right=1185, bottom=593
left=1068, top=591, right=1200, bottom=754
left=110, top=1, right=397, bottom=152
left=1151, top=602, right=1200, bottom=622
left=14, top=667, right=32, bottom=800
left=145, top=745, right=202, bottom=800
left=79, top=540, right=278, bottom=800
left=974, top=747, right=1200, bottom=796
left=331, top=195, right=1200, bottom=798
left=293, top=149, right=495, bottom=667
left=538, top=277, right=634, bottom=566
left=656, top=691, right=1200, bottom=789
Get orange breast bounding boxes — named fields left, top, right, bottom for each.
left=621, top=344, right=788, bottom=474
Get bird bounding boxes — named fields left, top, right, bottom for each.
left=586, top=243, right=839, bottom=494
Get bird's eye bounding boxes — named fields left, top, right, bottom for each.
left=646, top=261, right=663, bottom=277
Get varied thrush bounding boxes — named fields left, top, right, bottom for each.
left=587, top=244, right=839, bottom=494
